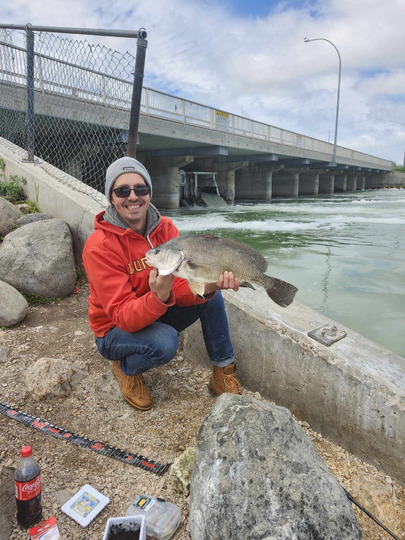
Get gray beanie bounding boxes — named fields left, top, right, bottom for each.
left=105, top=156, right=152, bottom=202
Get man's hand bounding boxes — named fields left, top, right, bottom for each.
left=149, top=268, right=174, bottom=303
left=204, top=271, right=240, bottom=295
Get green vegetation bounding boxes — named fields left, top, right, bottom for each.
left=394, top=164, right=405, bottom=173
left=22, top=293, right=62, bottom=304
left=0, top=158, right=5, bottom=174
left=22, top=200, right=41, bottom=214
left=0, top=175, right=27, bottom=203
left=0, top=174, right=41, bottom=212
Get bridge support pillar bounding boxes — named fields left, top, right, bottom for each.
left=346, top=174, right=357, bottom=192
left=223, top=162, right=249, bottom=204
left=356, top=175, right=366, bottom=190
left=272, top=168, right=308, bottom=198
left=235, top=164, right=279, bottom=201
left=334, top=174, right=347, bottom=192
left=298, top=170, right=320, bottom=195
left=319, top=172, right=335, bottom=194
left=145, top=156, right=194, bottom=209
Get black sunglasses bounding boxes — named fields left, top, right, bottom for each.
left=112, top=185, right=150, bottom=198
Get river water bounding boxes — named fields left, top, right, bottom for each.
left=164, top=189, right=405, bottom=358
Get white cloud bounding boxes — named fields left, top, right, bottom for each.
left=1, top=0, right=404, bottom=163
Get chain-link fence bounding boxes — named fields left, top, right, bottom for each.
left=0, top=25, right=146, bottom=201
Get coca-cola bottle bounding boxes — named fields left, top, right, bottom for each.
left=14, top=446, right=42, bottom=528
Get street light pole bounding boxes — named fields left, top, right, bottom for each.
left=304, top=37, right=341, bottom=164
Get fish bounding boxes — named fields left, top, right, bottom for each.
left=145, top=234, right=298, bottom=307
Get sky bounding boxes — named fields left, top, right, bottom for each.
left=1, top=0, right=405, bottom=164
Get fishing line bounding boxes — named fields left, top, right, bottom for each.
left=345, top=490, right=400, bottom=540
left=0, top=402, right=170, bottom=475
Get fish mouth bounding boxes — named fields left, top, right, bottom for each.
left=146, top=251, right=184, bottom=275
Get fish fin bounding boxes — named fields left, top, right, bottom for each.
left=187, top=280, right=206, bottom=296
left=240, top=281, right=256, bottom=290
left=265, top=277, right=298, bottom=307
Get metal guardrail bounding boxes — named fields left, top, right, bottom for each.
left=0, top=39, right=393, bottom=170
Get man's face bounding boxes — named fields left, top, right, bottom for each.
left=111, top=172, right=150, bottom=232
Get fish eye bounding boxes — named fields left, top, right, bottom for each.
left=154, top=248, right=160, bottom=254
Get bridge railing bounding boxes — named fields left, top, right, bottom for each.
left=0, top=36, right=393, bottom=182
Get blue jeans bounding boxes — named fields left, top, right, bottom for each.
left=95, top=291, right=235, bottom=375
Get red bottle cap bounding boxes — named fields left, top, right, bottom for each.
left=21, top=446, right=33, bottom=458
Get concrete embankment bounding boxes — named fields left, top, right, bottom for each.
left=1, top=138, right=404, bottom=485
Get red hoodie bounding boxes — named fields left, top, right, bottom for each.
left=83, top=211, right=208, bottom=337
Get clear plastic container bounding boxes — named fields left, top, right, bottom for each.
left=125, top=495, right=181, bottom=540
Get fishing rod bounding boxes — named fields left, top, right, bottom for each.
left=345, top=489, right=400, bottom=540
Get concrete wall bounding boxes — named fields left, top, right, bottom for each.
left=1, top=138, right=404, bottom=485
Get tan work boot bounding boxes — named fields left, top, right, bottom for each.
left=209, top=363, right=242, bottom=396
left=112, top=360, right=153, bottom=410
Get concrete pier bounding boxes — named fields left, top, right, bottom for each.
left=356, top=174, right=366, bottom=190
left=272, top=167, right=307, bottom=198
left=346, top=174, right=357, bottom=192
left=319, top=172, right=335, bottom=194
left=334, top=174, right=347, bottom=192
left=235, top=164, right=276, bottom=201
left=298, top=170, right=320, bottom=196
left=144, top=156, right=194, bottom=209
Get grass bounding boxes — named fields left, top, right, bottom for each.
left=21, top=293, right=62, bottom=304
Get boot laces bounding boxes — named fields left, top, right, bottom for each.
left=128, top=374, right=146, bottom=394
left=223, top=371, right=241, bottom=393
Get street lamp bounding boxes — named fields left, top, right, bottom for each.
left=304, top=37, right=342, bottom=164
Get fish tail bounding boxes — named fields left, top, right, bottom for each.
left=264, top=276, right=298, bottom=307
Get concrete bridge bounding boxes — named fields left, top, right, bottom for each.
left=0, top=39, right=395, bottom=208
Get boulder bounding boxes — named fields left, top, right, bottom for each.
left=17, top=213, right=53, bottom=227
left=0, top=218, right=76, bottom=298
left=25, top=357, right=88, bottom=399
left=189, top=394, right=363, bottom=540
left=0, top=280, right=29, bottom=327
left=0, top=197, right=21, bottom=237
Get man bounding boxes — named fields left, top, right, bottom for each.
left=83, top=156, right=241, bottom=411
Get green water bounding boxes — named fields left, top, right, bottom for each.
left=164, top=189, right=405, bottom=358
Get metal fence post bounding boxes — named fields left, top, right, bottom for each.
left=126, top=28, right=147, bottom=158
left=25, top=24, right=35, bottom=162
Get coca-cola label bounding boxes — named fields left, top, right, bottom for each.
left=15, top=473, right=41, bottom=501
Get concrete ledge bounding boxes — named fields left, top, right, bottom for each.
left=183, top=288, right=405, bottom=485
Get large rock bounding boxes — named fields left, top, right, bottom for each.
left=17, top=213, right=53, bottom=227
left=0, top=218, right=76, bottom=298
left=0, top=280, right=29, bottom=327
left=0, top=197, right=21, bottom=237
left=189, top=394, right=363, bottom=540
left=25, top=357, right=88, bottom=399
